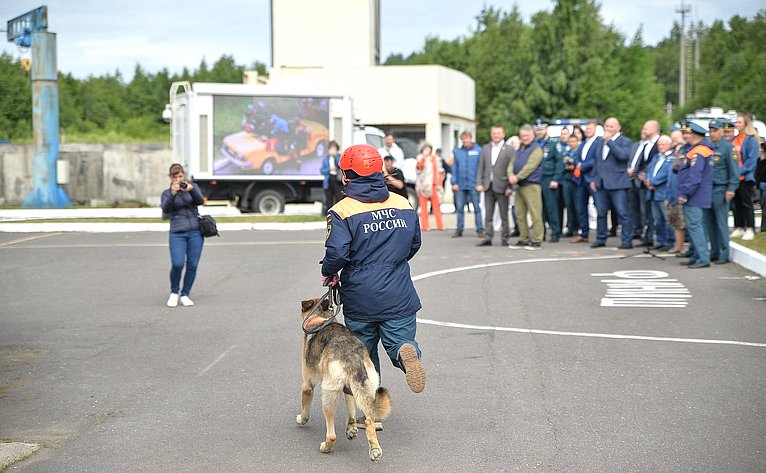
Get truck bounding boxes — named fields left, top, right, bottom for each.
left=166, top=81, right=413, bottom=214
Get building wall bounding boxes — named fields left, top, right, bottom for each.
left=271, top=0, right=379, bottom=68
left=267, top=64, right=476, bottom=153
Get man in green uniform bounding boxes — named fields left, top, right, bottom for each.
left=533, top=119, right=564, bottom=242
left=704, top=119, right=739, bottom=264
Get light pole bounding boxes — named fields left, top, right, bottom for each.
left=676, top=1, right=691, bottom=108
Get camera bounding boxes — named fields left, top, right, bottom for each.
left=179, top=181, right=188, bottom=189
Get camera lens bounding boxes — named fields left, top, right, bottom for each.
left=179, top=181, right=188, bottom=189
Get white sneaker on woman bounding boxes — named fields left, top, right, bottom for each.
left=742, top=229, right=755, bottom=241
left=180, top=296, right=194, bottom=307
left=167, top=293, right=179, bottom=307
left=730, top=228, right=745, bottom=238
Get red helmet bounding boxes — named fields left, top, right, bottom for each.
left=339, top=144, right=382, bottom=176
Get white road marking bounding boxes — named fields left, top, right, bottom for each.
left=0, top=233, right=61, bottom=247
left=411, top=255, right=624, bottom=281
left=197, top=344, right=238, bottom=378
left=592, top=270, right=691, bottom=308
left=412, top=255, right=766, bottom=348
left=417, top=318, right=766, bottom=348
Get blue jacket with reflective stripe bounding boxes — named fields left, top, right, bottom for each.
left=322, top=173, right=422, bottom=322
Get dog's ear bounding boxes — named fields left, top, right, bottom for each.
left=301, top=299, right=314, bottom=311
left=320, top=298, right=330, bottom=311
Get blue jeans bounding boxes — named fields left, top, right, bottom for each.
left=595, top=188, right=633, bottom=245
left=704, top=186, right=731, bottom=261
left=454, top=189, right=483, bottom=231
left=683, top=205, right=709, bottom=265
left=169, top=230, right=204, bottom=296
left=344, top=314, right=420, bottom=377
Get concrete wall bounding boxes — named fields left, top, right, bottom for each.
left=0, top=143, right=172, bottom=205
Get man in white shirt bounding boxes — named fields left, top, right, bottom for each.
left=378, top=133, right=405, bottom=169
left=627, top=120, right=660, bottom=245
left=476, top=126, right=515, bottom=246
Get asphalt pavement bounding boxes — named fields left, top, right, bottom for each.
left=1, top=217, right=765, bottom=471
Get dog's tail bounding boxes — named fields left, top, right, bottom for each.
left=354, top=385, right=392, bottom=421
left=350, top=364, right=392, bottom=420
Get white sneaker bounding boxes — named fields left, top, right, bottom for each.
left=180, top=296, right=194, bottom=307
left=742, top=229, right=755, bottom=241
left=167, top=293, right=179, bottom=307
left=730, top=228, right=745, bottom=238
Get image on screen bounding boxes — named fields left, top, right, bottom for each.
left=213, top=95, right=330, bottom=176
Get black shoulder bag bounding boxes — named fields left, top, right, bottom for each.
left=198, top=214, right=219, bottom=237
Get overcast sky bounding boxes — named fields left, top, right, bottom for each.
left=1, top=1, right=761, bottom=81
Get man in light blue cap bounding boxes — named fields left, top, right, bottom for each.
left=677, top=122, right=714, bottom=268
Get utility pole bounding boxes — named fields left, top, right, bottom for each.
left=676, top=1, right=691, bottom=108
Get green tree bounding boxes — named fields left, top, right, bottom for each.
left=0, top=53, right=32, bottom=140
left=686, top=13, right=766, bottom=117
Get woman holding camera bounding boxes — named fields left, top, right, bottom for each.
left=160, top=163, right=206, bottom=307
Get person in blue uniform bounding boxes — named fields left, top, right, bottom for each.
left=704, top=119, right=739, bottom=264
left=321, top=144, right=426, bottom=393
left=677, top=122, right=714, bottom=268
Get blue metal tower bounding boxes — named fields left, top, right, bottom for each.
left=7, top=6, right=71, bottom=208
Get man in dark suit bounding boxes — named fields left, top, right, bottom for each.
left=476, top=125, right=515, bottom=246
left=570, top=120, right=601, bottom=243
left=591, top=117, right=634, bottom=249
left=627, top=120, right=660, bottom=245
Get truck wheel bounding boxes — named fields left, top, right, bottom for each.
left=407, top=187, right=419, bottom=211
left=251, top=189, right=285, bottom=215
left=262, top=158, right=277, bottom=175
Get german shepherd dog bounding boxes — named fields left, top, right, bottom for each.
left=297, top=298, right=392, bottom=462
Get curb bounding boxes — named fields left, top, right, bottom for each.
left=0, top=221, right=326, bottom=233
left=730, top=241, right=766, bottom=277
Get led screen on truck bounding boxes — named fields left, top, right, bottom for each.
left=213, top=95, right=330, bottom=176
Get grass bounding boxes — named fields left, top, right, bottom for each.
left=735, top=231, right=766, bottom=255
left=0, top=215, right=324, bottom=224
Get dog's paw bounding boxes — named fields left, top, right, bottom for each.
left=345, top=424, right=358, bottom=440
left=369, top=446, right=382, bottom=462
left=320, top=441, right=333, bottom=453
left=296, top=414, right=309, bottom=425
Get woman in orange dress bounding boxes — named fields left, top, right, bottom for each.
left=415, top=144, right=444, bottom=231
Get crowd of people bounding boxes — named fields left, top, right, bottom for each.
left=446, top=114, right=765, bottom=268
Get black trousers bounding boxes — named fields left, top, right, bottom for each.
left=733, top=180, right=756, bottom=229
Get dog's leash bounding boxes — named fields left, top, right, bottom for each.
left=302, top=285, right=342, bottom=335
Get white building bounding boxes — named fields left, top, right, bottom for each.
left=263, top=0, right=476, bottom=155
